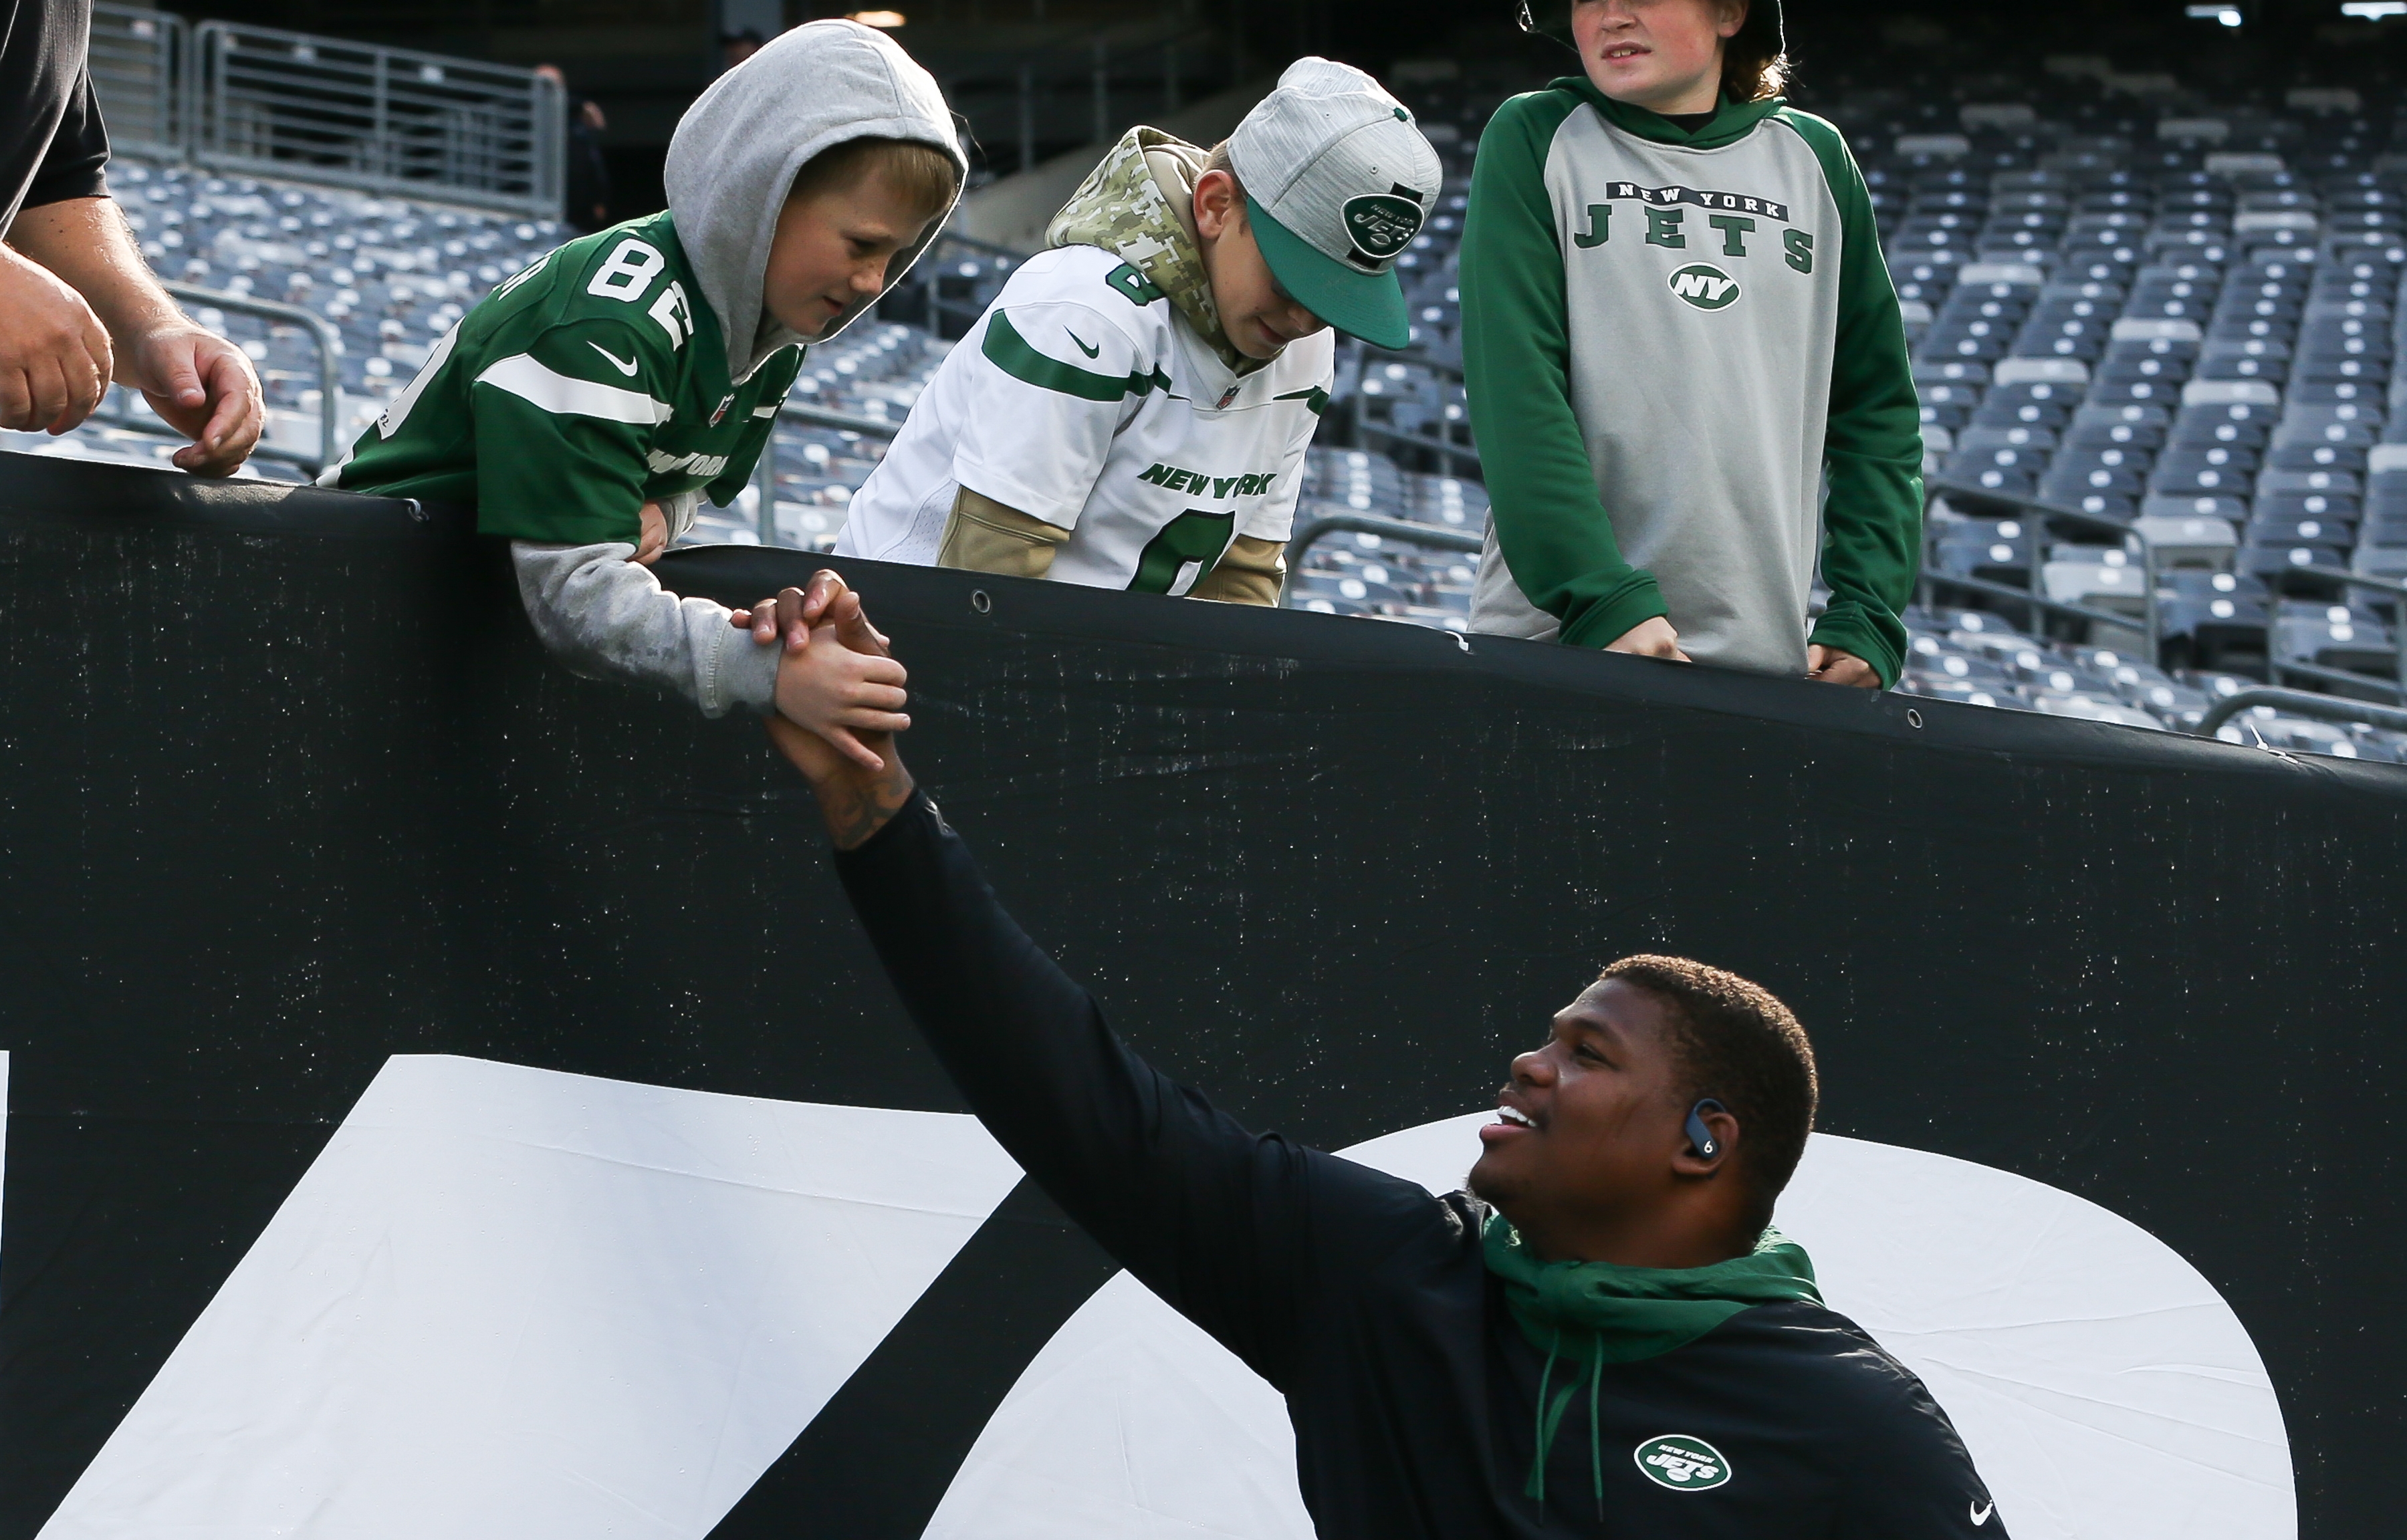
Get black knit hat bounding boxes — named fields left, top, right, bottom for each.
left=1517, top=0, right=1786, bottom=55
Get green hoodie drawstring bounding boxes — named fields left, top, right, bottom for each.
left=1523, top=1329, right=1611, bottom=1518
left=1588, top=1348, right=1605, bottom=1517
left=1486, top=1216, right=1823, bottom=1519
left=1527, top=1327, right=1561, bottom=1503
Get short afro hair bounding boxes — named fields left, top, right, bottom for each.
left=1602, top=955, right=1817, bottom=1224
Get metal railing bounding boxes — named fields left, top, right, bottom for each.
left=892, top=232, right=1034, bottom=339
left=746, top=403, right=903, bottom=546
left=85, top=282, right=342, bottom=473
left=1926, top=475, right=2407, bottom=715
left=1924, top=475, right=2161, bottom=646
left=1357, top=419, right=1481, bottom=474
left=1916, top=566, right=2151, bottom=637
left=1284, top=512, right=1482, bottom=608
left=958, top=24, right=1228, bottom=178
left=193, top=21, right=562, bottom=218
left=2278, top=563, right=2407, bottom=705
left=84, top=5, right=565, bottom=219
left=2197, top=686, right=2407, bottom=739
left=88, top=4, right=188, bottom=162
left=1339, top=344, right=1482, bottom=473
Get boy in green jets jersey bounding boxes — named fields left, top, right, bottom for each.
left=325, top=21, right=961, bottom=761
left=1462, top=0, right=1922, bottom=688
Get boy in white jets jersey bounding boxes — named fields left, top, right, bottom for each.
left=836, top=58, right=1442, bottom=604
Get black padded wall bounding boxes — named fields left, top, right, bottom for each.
left=0, top=451, right=2401, bottom=1535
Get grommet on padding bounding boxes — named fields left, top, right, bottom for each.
left=970, top=590, right=992, bottom=614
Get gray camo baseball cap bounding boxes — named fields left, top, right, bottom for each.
left=1227, top=58, right=1444, bottom=351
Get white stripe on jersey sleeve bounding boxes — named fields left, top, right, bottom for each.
left=376, top=322, right=462, bottom=441
left=473, top=353, right=675, bottom=425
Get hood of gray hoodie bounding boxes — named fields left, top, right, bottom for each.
left=664, top=19, right=966, bottom=383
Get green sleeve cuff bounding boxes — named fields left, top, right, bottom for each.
left=1559, top=574, right=1670, bottom=650
left=1809, top=602, right=1907, bottom=688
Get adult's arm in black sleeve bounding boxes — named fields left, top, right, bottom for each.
left=25, top=68, right=111, bottom=212
left=832, top=789, right=1440, bottom=1388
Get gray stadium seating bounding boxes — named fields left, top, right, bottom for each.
left=13, top=48, right=2407, bottom=766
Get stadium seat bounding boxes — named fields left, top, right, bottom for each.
left=60, top=62, right=2407, bottom=763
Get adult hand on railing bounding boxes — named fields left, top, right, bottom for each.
left=122, top=320, right=264, bottom=477
left=1606, top=615, right=1691, bottom=662
left=7, top=197, right=265, bottom=476
left=0, top=244, right=114, bottom=436
left=1805, top=644, right=1879, bottom=688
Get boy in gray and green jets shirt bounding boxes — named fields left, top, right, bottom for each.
left=325, top=21, right=958, bottom=759
left=1463, top=0, right=1922, bottom=688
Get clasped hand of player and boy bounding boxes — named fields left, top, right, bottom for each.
left=720, top=568, right=909, bottom=773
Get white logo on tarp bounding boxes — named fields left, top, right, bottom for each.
left=1667, top=264, right=1741, bottom=310
left=1634, top=1433, right=1732, bottom=1490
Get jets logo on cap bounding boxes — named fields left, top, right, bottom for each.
left=1342, top=192, right=1424, bottom=263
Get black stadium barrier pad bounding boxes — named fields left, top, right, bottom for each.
left=0, top=448, right=2402, bottom=1537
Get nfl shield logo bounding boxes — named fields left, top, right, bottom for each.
left=709, top=393, right=734, bottom=426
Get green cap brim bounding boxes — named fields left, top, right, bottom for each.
left=1246, top=194, right=1412, bottom=351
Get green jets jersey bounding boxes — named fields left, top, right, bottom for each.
left=328, top=211, right=803, bottom=545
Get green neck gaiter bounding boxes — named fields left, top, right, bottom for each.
left=1481, top=1214, right=1821, bottom=1515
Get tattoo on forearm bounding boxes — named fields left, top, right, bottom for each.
left=822, top=763, right=915, bottom=850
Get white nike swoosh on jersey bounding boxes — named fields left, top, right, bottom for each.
left=1971, top=1500, right=1995, bottom=1526
left=588, top=342, right=639, bottom=376
left=477, top=354, right=673, bottom=424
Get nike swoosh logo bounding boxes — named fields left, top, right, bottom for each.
left=588, top=342, right=639, bottom=376
left=1066, top=330, right=1100, bottom=358
left=1970, top=1500, right=1994, bottom=1526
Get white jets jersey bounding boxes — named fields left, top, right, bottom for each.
left=836, top=245, right=1333, bottom=594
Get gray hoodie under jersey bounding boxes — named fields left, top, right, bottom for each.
left=513, top=19, right=963, bottom=717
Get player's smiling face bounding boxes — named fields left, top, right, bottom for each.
left=764, top=168, right=943, bottom=342
left=1571, top=0, right=1746, bottom=116
left=1468, top=979, right=1715, bottom=1259
left=1193, top=170, right=1328, bottom=360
